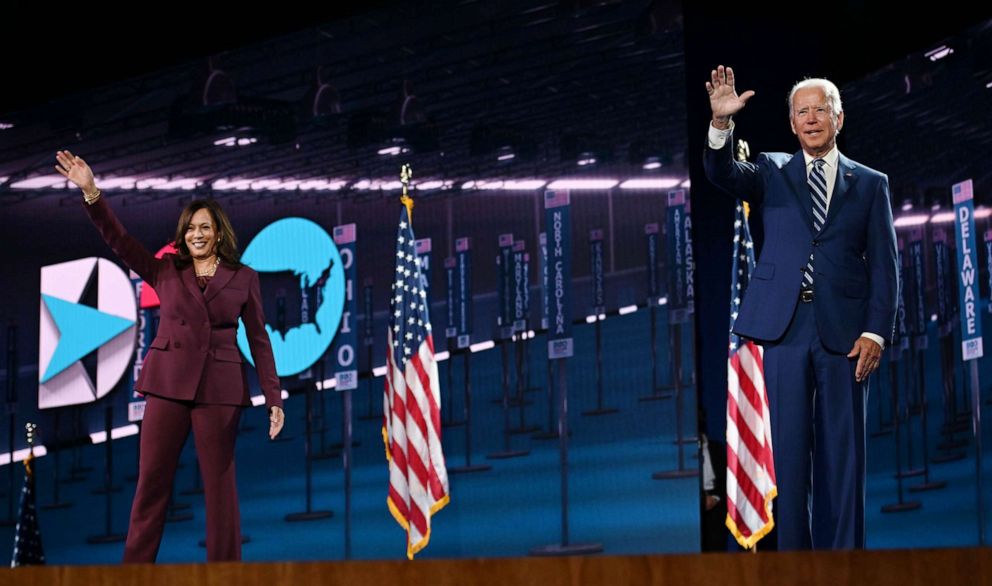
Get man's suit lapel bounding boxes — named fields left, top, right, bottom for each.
left=784, top=151, right=815, bottom=233
left=820, top=154, right=859, bottom=234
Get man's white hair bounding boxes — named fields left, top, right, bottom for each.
left=788, top=78, right=843, bottom=116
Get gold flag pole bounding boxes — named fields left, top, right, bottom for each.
left=400, top=164, right=414, bottom=222
left=24, top=422, right=37, bottom=477
left=735, top=139, right=752, bottom=219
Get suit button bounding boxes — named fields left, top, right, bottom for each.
left=180, top=319, right=186, bottom=326
left=812, top=240, right=819, bottom=247
left=174, top=341, right=182, bottom=349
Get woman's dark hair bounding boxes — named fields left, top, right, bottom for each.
left=171, top=199, right=243, bottom=269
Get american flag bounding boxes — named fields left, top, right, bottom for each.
left=11, top=452, right=45, bottom=567
left=384, top=203, right=450, bottom=559
left=725, top=202, right=777, bottom=550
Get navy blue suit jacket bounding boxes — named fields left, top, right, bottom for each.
left=704, top=133, right=898, bottom=354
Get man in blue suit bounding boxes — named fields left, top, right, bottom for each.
left=703, top=65, right=898, bottom=549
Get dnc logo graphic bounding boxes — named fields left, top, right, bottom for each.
left=38, top=258, right=137, bottom=409
left=237, top=217, right=345, bottom=376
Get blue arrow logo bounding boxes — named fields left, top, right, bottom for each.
left=40, top=293, right=135, bottom=383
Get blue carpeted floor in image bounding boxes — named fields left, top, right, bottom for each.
left=2, top=309, right=700, bottom=564
left=864, top=308, right=992, bottom=549
left=3, top=306, right=990, bottom=564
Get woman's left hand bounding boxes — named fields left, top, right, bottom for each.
left=268, top=406, right=285, bottom=440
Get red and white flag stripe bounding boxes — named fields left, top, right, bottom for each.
left=726, top=339, right=776, bottom=549
left=385, top=331, right=450, bottom=559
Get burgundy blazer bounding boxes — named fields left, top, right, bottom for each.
left=83, top=197, right=283, bottom=409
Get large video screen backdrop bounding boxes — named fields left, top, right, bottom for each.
left=0, top=1, right=698, bottom=563
left=835, top=20, right=992, bottom=548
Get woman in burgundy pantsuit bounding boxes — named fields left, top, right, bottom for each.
left=56, top=151, right=286, bottom=563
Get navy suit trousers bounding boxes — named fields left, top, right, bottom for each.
left=764, top=300, right=868, bottom=550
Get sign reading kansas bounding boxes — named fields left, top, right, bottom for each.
left=38, top=257, right=137, bottom=409
left=237, top=217, right=345, bottom=376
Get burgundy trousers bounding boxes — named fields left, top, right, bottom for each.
left=122, top=394, right=243, bottom=563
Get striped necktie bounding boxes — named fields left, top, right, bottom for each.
left=803, top=158, right=827, bottom=288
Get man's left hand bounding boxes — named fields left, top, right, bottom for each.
left=847, top=337, right=882, bottom=383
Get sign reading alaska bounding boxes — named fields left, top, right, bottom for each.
left=237, top=217, right=345, bottom=376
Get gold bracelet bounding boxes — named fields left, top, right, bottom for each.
left=83, top=188, right=102, bottom=205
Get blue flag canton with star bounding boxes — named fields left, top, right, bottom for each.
left=729, top=203, right=757, bottom=353
left=390, top=207, right=433, bottom=366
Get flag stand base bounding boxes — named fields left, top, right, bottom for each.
left=487, top=449, right=529, bottom=460
left=530, top=543, right=603, bottom=556
left=285, top=511, right=334, bottom=522
left=652, top=469, right=699, bottom=480
left=909, top=480, right=947, bottom=492
left=448, top=464, right=492, bottom=474
left=582, top=407, right=619, bottom=416
left=881, top=501, right=921, bottom=513
left=638, top=392, right=674, bottom=402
